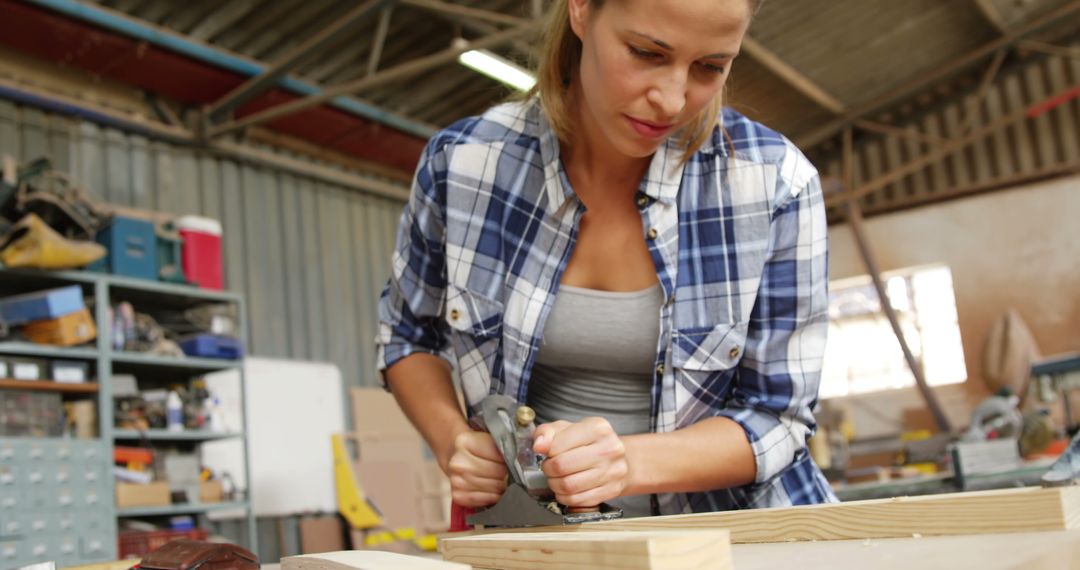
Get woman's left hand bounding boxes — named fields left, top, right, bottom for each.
left=531, top=417, right=630, bottom=508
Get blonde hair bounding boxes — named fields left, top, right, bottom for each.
left=527, top=0, right=743, bottom=164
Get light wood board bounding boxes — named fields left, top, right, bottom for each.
left=732, top=530, right=1080, bottom=570
left=479, top=487, right=1080, bottom=543
left=282, top=550, right=470, bottom=570
left=441, top=530, right=732, bottom=570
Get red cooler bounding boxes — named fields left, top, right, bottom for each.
left=176, top=216, right=224, bottom=290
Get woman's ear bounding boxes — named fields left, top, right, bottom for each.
left=567, top=0, right=591, bottom=40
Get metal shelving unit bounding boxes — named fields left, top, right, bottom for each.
left=112, top=429, right=243, bottom=442
left=0, top=342, right=99, bottom=360
left=0, top=268, right=257, bottom=566
left=116, top=501, right=249, bottom=518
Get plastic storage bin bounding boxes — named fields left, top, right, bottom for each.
left=176, top=216, right=223, bottom=290
left=93, top=216, right=158, bottom=280
left=179, top=334, right=243, bottom=360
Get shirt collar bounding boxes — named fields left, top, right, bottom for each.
left=531, top=98, right=729, bottom=212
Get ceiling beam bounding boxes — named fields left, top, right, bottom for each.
left=205, top=0, right=391, bottom=122
left=366, top=5, right=395, bottom=76
left=741, top=36, right=846, bottom=115
left=399, top=0, right=526, bottom=27
left=972, top=0, right=1008, bottom=33
left=795, top=0, right=1080, bottom=150
left=209, top=20, right=543, bottom=138
left=187, top=0, right=260, bottom=42
left=413, top=0, right=536, bottom=67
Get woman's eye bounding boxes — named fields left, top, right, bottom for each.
left=628, top=46, right=661, bottom=60
left=699, top=62, right=726, bottom=74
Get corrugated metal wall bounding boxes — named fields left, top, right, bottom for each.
left=821, top=53, right=1080, bottom=216
left=0, top=99, right=406, bottom=390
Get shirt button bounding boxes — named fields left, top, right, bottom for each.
left=449, top=309, right=461, bottom=322
left=636, top=195, right=649, bottom=208
left=647, top=227, right=658, bottom=240
left=655, top=363, right=665, bottom=375
left=729, top=346, right=740, bottom=359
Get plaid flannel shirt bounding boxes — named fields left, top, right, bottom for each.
left=376, top=98, right=836, bottom=514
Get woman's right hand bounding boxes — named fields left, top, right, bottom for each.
left=445, top=430, right=509, bottom=508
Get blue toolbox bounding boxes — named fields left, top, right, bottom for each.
left=91, top=215, right=158, bottom=280
left=0, top=285, right=84, bottom=325
left=179, top=334, right=244, bottom=360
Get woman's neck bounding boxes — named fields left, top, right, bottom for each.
left=562, top=84, right=651, bottom=199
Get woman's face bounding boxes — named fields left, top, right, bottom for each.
left=569, top=0, right=751, bottom=158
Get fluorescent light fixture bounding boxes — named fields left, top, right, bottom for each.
left=454, top=38, right=536, bottom=92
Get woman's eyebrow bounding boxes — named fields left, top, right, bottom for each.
left=628, top=31, right=736, bottom=59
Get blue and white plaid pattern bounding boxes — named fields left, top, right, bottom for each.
left=376, top=98, right=836, bottom=513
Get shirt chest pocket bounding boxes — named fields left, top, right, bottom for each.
left=445, top=284, right=504, bottom=339
left=670, top=323, right=747, bottom=423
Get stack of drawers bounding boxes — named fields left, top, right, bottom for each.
left=0, top=438, right=116, bottom=567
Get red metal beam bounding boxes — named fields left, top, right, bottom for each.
left=0, top=0, right=425, bottom=174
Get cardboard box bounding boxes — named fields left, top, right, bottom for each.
left=299, top=515, right=345, bottom=554
left=351, top=388, right=419, bottom=438
left=356, top=460, right=422, bottom=530
left=199, top=480, right=223, bottom=503
left=355, top=435, right=425, bottom=464
left=115, top=482, right=171, bottom=508
left=23, top=308, right=97, bottom=346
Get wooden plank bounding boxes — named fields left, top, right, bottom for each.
left=489, top=487, right=1080, bottom=544
left=732, top=530, right=1080, bottom=570
left=283, top=550, right=469, bottom=570
left=442, top=530, right=732, bottom=570
left=0, top=379, right=98, bottom=393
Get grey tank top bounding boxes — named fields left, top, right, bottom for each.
left=527, top=283, right=663, bottom=518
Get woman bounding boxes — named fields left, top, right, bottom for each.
left=376, top=0, right=835, bottom=518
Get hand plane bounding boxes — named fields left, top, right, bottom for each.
left=466, top=394, right=623, bottom=528
left=1041, top=429, right=1080, bottom=487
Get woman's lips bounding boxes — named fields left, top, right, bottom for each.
left=625, top=115, right=673, bottom=139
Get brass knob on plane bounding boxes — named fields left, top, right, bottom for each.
left=516, top=406, right=536, bottom=427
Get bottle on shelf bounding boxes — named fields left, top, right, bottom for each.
left=166, top=390, right=184, bottom=432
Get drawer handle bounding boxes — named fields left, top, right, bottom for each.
left=0, top=474, right=13, bottom=484
left=62, top=544, right=75, bottom=554
left=29, top=473, right=43, bottom=484
left=33, top=545, right=46, bottom=556
left=32, top=521, right=45, bottom=531
left=88, top=540, right=102, bottom=551
left=59, top=496, right=73, bottom=506
left=2, top=498, right=16, bottom=508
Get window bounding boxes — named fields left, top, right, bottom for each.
left=820, top=265, right=967, bottom=399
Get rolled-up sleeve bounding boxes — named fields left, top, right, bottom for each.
left=375, top=138, right=454, bottom=375
left=716, top=168, right=829, bottom=484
